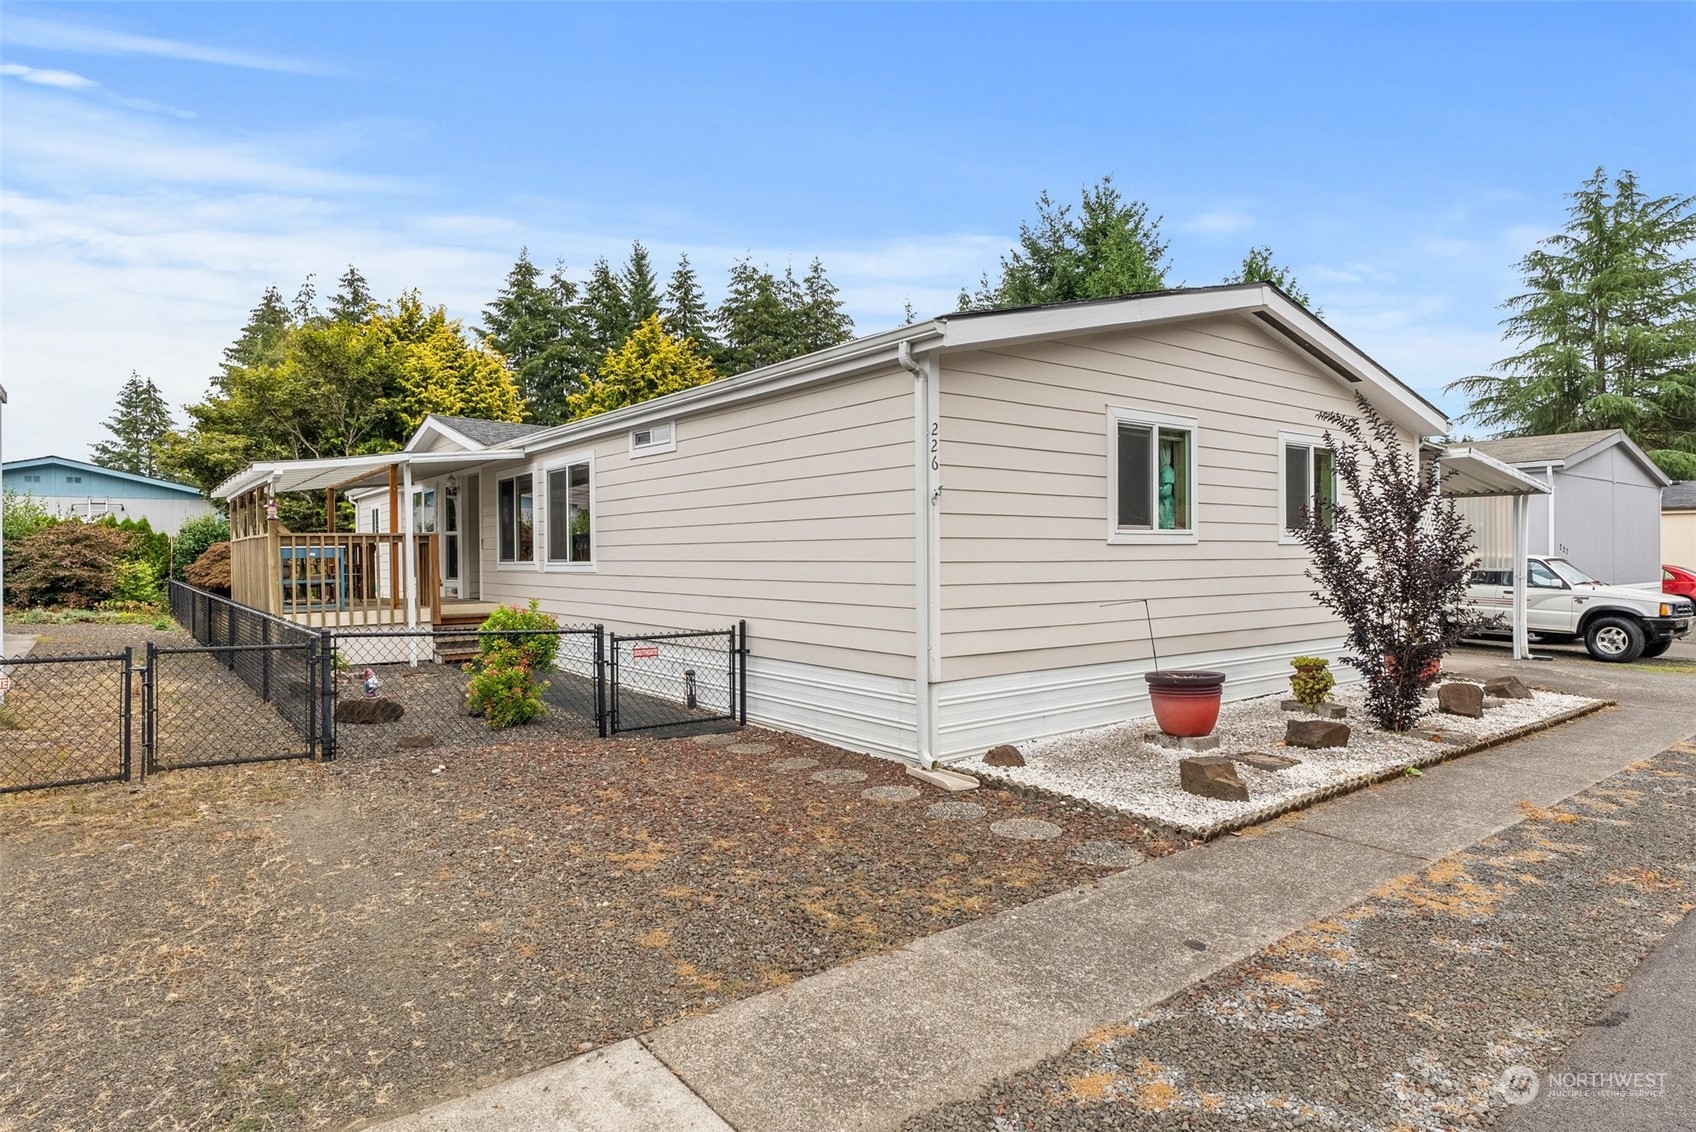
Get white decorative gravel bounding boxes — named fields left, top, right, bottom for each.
left=952, top=683, right=1603, bottom=839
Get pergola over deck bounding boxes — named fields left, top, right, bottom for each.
left=215, top=450, right=522, bottom=629
left=1440, top=445, right=1552, bottom=660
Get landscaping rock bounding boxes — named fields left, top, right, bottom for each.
left=1484, top=675, right=1533, bottom=699
left=1233, top=751, right=1301, bottom=772
left=989, top=818, right=1063, bottom=841
left=1438, top=682, right=1485, bottom=718
left=861, top=785, right=921, bottom=803
left=1285, top=719, right=1351, bottom=749
left=1144, top=731, right=1221, bottom=752
left=689, top=733, right=738, bottom=748
left=925, top=801, right=986, bottom=821
left=983, top=744, right=1025, bottom=767
left=1281, top=700, right=1348, bottom=719
left=335, top=698, right=404, bottom=724
left=1178, top=756, right=1249, bottom=801
left=809, top=769, right=867, bottom=785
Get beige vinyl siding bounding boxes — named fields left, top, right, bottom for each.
left=938, top=315, right=1402, bottom=682
left=478, top=368, right=917, bottom=679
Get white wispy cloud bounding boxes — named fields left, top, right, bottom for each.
left=0, top=61, right=97, bottom=89
left=1175, top=207, right=1256, bottom=238
left=3, top=14, right=321, bottom=74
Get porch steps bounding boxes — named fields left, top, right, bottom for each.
left=434, top=602, right=501, bottom=661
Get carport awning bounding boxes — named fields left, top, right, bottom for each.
left=1439, top=447, right=1552, bottom=498
left=213, top=450, right=525, bottom=500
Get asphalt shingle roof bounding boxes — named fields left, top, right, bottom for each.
left=1465, top=430, right=1625, bottom=466
left=432, top=415, right=550, bottom=447
left=1664, top=482, right=1696, bottom=511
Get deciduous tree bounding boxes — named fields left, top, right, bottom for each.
left=566, top=314, right=717, bottom=419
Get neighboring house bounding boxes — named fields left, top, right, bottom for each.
left=213, top=283, right=1453, bottom=764
left=2, top=455, right=213, bottom=535
left=1452, top=431, right=1669, bottom=587
left=1663, top=482, right=1696, bottom=569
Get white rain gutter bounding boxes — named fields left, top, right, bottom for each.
left=897, top=340, right=941, bottom=769
left=401, top=461, right=419, bottom=665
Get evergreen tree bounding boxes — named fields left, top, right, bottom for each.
left=328, top=264, right=375, bottom=324
left=965, top=176, right=1168, bottom=310
left=796, top=257, right=854, bottom=352
left=220, top=285, right=291, bottom=386
left=663, top=252, right=715, bottom=347
left=1447, top=168, right=1696, bottom=477
left=1226, top=246, right=1319, bottom=313
left=715, top=258, right=796, bottom=374
left=566, top=314, right=717, bottom=419
left=622, top=241, right=662, bottom=327
left=90, top=372, right=175, bottom=478
left=481, top=249, right=584, bottom=423
left=580, top=258, right=633, bottom=361
left=292, top=273, right=319, bottom=323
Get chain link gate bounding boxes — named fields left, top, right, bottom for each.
left=0, top=650, right=134, bottom=793
left=607, top=622, right=746, bottom=736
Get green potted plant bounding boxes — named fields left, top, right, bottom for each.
left=1289, top=656, right=1335, bottom=708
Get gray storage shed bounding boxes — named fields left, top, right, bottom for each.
left=1455, top=430, right=1669, bottom=586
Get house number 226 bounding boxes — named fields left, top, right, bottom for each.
left=930, top=422, right=939, bottom=472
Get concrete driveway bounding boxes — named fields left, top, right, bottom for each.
left=1446, top=635, right=1695, bottom=708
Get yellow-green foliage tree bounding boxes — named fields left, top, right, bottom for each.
left=565, top=314, right=717, bottom=419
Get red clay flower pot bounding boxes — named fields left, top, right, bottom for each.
left=1382, top=653, right=1441, bottom=681
left=1144, top=670, right=1226, bottom=738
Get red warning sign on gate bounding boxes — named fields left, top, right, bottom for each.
left=631, top=645, right=660, bottom=659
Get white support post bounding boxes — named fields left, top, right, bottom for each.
left=0, top=382, right=8, bottom=700
left=1512, top=492, right=1530, bottom=660
left=401, top=461, right=418, bottom=667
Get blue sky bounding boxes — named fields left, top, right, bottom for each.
left=3, top=2, right=1692, bottom=461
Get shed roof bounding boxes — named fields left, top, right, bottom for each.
left=1665, top=481, right=1696, bottom=511
left=1465, top=429, right=1671, bottom=487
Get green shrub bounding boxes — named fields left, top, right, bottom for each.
left=109, top=558, right=165, bottom=606
left=2, top=488, right=59, bottom=546
left=464, top=600, right=560, bottom=729
left=172, top=513, right=230, bottom=580
left=1289, top=656, right=1336, bottom=708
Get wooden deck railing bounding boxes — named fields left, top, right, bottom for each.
left=229, top=525, right=438, bottom=627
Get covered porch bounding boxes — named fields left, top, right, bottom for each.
left=1439, top=445, right=1554, bottom=660
left=215, top=450, right=519, bottom=631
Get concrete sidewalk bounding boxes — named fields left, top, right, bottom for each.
left=369, top=657, right=1696, bottom=1132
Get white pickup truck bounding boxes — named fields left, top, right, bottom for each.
left=1465, top=556, right=1694, bottom=663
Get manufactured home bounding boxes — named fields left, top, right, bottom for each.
left=213, top=284, right=1457, bottom=764
left=3, top=455, right=213, bottom=535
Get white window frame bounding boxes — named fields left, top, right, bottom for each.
left=1278, top=431, right=1337, bottom=546
left=495, top=467, right=539, bottom=570
left=1107, top=405, right=1199, bottom=545
left=542, top=451, right=597, bottom=572
left=629, top=420, right=676, bottom=458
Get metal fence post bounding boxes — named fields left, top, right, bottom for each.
left=141, top=641, right=156, bottom=778
left=738, top=619, right=748, bottom=726
left=120, top=646, right=134, bottom=783
left=594, top=625, right=607, bottom=738
left=261, top=617, right=272, bottom=702
left=317, top=631, right=336, bottom=761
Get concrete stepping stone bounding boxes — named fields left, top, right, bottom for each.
left=809, top=769, right=868, bottom=785
left=860, top=785, right=921, bottom=803
left=770, top=757, right=819, bottom=771
left=926, top=801, right=986, bottom=821
left=725, top=741, right=774, bottom=755
left=1067, top=840, right=1143, bottom=868
left=690, top=733, right=739, bottom=748
left=990, top=818, right=1064, bottom=841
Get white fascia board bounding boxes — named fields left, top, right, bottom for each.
left=1561, top=432, right=1674, bottom=488
left=934, top=286, right=1270, bottom=350
left=403, top=416, right=483, bottom=453
left=1441, top=447, right=1553, bottom=497
left=517, top=324, right=945, bottom=459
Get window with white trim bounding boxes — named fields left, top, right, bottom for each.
left=1108, top=407, right=1197, bottom=542
left=546, top=460, right=593, bottom=565
left=630, top=421, right=675, bottom=457
left=368, top=507, right=380, bottom=533
left=1281, top=436, right=1337, bottom=536
left=497, top=473, right=534, bottom=562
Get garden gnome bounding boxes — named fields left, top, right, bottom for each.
left=1158, top=448, right=1177, bottom=529
left=362, top=667, right=382, bottom=700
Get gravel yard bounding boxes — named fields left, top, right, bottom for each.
left=954, top=682, right=1606, bottom=838
left=906, top=742, right=1696, bottom=1132
left=0, top=724, right=1179, bottom=1131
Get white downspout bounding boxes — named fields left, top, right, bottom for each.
left=401, top=460, right=419, bottom=666
left=898, top=340, right=940, bottom=769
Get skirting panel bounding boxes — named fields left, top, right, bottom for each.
left=934, top=641, right=1356, bottom=761
left=743, top=655, right=918, bottom=761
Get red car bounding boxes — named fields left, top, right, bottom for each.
left=1666, top=564, right=1696, bottom=601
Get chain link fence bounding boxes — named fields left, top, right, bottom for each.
left=608, top=626, right=744, bottom=736
left=0, top=651, right=134, bottom=793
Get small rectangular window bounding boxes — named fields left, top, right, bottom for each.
left=1282, top=439, right=1338, bottom=535
left=497, top=473, right=534, bottom=563
left=630, top=420, right=675, bottom=456
left=546, top=461, right=592, bottom=564
left=1110, top=408, right=1195, bottom=539
left=369, top=507, right=380, bottom=533
left=67, top=475, right=82, bottom=484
